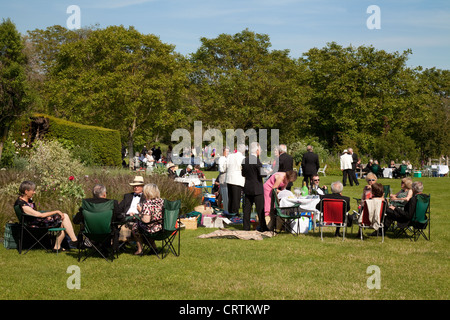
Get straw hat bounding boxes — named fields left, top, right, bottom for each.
left=129, top=176, right=145, bottom=186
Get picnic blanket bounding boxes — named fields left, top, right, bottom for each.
left=197, top=229, right=274, bottom=241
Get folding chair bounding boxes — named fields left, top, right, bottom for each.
left=78, top=199, right=116, bottom=262
left=14, top=205, right=52, bottom=254
left=138, top=199, right=181, bottom=259
left=358, top=199, right=387, bottom=242
left=271, top=189, right=303, bottom=235
left=317, top=198, right=348, bottom=241
left=395, top=194, right=430, bottom=241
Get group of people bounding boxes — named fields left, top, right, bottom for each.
left=212, top=143, right=323, bottom=232
left=317, top=172, right=426, bottom=237
left=15, top=176, right=165, bottom=255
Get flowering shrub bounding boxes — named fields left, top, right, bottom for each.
left=27, top=140, right=86, bottom=200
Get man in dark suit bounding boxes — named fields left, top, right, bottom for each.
left=278, top=144, right=294, bottom=190
left=301, top=145, right=320, bottom=186
left=316, top=181, right=352, bottom=237
left=348, top=148, right=360, bottom=186
left=118, top=176, right=146, bottom=217
left=241, top=142, right=267, bottom=231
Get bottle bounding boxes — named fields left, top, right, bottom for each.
left=301, top=181, right=309, bottom=196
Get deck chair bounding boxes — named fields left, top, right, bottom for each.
left=358, top=199, right=387, bottom=242
left=138, top=199, right=181, bottom=259
left=395, top=194, right=430, bottom=241
left=14, top=205, right=52, bottom=254
left=317, top=164, right=327, bottom=176
left=317, top=198, right=349, bottom=241
left=78, top=199, right=116, bottom=262
left=398, top=165, right=407, bottom=178
left=271, top=189, right=303, bottom=235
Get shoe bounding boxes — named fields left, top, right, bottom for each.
left=69, top=240, right=78, bottom=249
left=134, top=250, right=143, bottom=256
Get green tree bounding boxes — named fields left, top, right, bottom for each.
left=43, top=25, right=189, bottom=164
left=189, top=29, right=313, bottom=144
left=301, top=42, right=422, bottom=153
left=0, top=18, right=31, bottom=163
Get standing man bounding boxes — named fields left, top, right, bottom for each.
left=241, top=142, right=267, bottom=231
left=278, top=144, right=294, bottom=190
left=217, top=147, right=230, bottom=213
left=348, top=148, right=360, bottom=186
left=340, top=150, right=353, bottom=187
left=225, top=144, right=246, bottom=216
left=301, top=145, right=320, bottom=187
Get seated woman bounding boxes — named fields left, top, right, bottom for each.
left=131, top=183, right=164, bottom=256
left=389, top=177, right=413, bottom=208
left=361, top=172, right=378, bottom=203
left=14, top=181, right=78, bottom=251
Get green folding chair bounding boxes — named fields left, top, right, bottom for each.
left=14, top=205, right=52, bottom=254
left=78, top=199, right=116, bottom=262
left=394, top=194, right=431, bottom=241
left=271, top=189, right=302, bottom=235
left=138, top=199, right=181, bottom=259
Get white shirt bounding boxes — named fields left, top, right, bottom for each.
left=340, top=153, right=353, bottom=170
left=225, top=151, right=246, bottom=187
left=218, top=156, right=228, bottom=184
left=126, top=195, right=141, bottom=215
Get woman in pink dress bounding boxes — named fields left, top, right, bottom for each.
left=263, top=170, right=298, bottom=216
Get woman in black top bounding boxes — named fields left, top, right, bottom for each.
left=15, top=181, right=78, bottom=251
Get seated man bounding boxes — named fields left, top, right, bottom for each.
left=384, top=181, right=424, bottom=231
left=73, top=184, right=121, bottom=250
left=117, top=176, right=146, bottom=241
left=315, top=181, right=353, bottom=237
left=179, top=165, right=193, bottom=177
left=310, top=175, right=328, bottom=195
left=167, top=163, right=178, bottom=179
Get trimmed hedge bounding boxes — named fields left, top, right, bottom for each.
left=32, top=113, right=122, bottom=167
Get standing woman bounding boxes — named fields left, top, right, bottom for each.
left=263, top=170, right=297, bottom=228
left=14, top=181, right=78, bottom=251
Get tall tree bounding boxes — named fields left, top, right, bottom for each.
left=189, top=29, right=313, bottom=144
left=0, top=18, right=30, bottom=162
left=44, top=25, right=189, bottom=163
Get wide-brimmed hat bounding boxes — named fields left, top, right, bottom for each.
left=129, top=176, right=145, bottom=186
left=167, top=162, right=176, bottom=169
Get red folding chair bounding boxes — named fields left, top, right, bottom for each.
left=317, top=198, right=348, bottom=241
left=359, top=199, right=387, bottom=242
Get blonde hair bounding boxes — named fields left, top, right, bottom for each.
left=402, top=177, right=413, bottom=190
left=365, top=172, right=377, bottom=182
left=143, top=183, right=160, bottom=200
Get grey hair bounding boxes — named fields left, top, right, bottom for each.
left=249, top=142, right=260, bottom=154
left=412, top=181, right=424, bottom=193
left=19, top=181, right=36, bottom=195
left=92, top=184, right=107, bottom=198
left=237, top=144, right=246, bottom=153
left=279, top=144, right=287, bottom=153
left=330, top=181, right=343, bottom=194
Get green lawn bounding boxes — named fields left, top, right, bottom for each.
left=1, top=173, right=449, bottom=300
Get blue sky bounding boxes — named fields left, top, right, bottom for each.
left=1, top=0, right=449, bottom=69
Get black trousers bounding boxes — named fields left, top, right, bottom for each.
left=349, top=169, right=359, bottom=186
left=342, top=169, right=353, bottom=186
left=227, top=184, right=243, bottom=215
left=243, top=193, right=266, bottom=231
left=303, top=175, right=313, bottom=187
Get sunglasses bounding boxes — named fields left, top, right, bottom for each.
left=368, top=179, right=376, bottom=182
left=313, top=179, right=320, bottom=182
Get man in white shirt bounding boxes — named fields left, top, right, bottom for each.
left=340, top=149, right=354, bottom=187
left=217, top=147, right=229, bottom=213
left=225, top=144, right=246, bottom=216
